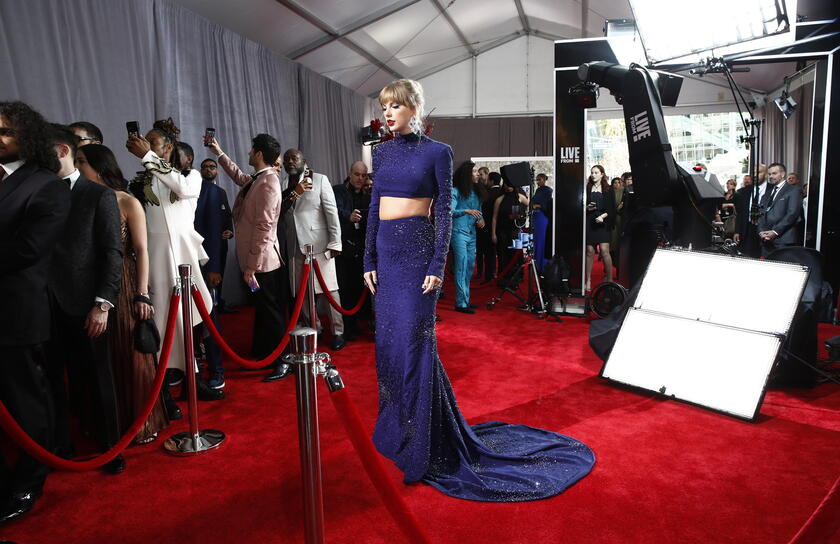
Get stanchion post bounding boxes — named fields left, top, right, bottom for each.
left=163, top=264, right=226, bottom=456
left=286, top=327, right=325, bottom=544
left=303, top=244, right=317, bottom=330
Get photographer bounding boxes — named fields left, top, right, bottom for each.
left=334, top=161, right=372, bottom=338
left=492, top=175, right=529, bottom=286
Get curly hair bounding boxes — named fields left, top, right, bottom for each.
left=0, top=101, right=60, bottom=173
left=453, top=160, right=476, bottom=199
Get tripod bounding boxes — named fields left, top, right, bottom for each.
left=486, top=214, right=553, bottom=320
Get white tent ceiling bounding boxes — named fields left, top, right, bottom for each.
left=172, top=0, right=835, bottom=108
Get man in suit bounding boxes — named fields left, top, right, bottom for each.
left=194, top=156, right=233, bottom=389
left=47, top=124, right=125, bottom=474
left=0, top=102, right=70, bottom=524
left=211, top=135, right=299, bottom=382
left=68, top=121, right=103, bottom=147
left=282, top=148, right=344, bottom=351
left=757, top=162, right=803, bottom=257
left=734, top=164, right=767, bottom=258
left=333, top=161, right=372, bottom=340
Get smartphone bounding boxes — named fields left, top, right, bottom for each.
left=203, top=127, right=216, bottom=147
left=126, top=121, right=140, bottom=138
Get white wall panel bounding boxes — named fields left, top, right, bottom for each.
left=419, top=58, right=474, bottom=117
left=476, top=36, right=528, bottom=114
left=527, top=36, right=555, bottom=112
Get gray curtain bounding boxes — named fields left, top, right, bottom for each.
left=429, top=116, right=553, bottom=165
left=0, top=0, right=367, bottom=304
left=758, top=81, right=813, bottom=178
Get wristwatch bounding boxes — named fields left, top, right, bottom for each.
left=95, top=301, right=113, bottom=312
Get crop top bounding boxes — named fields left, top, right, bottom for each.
left=363, top=132, right=453, bottom=278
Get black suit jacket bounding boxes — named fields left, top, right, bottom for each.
left=48, top=175, right=122, bottom=317
left=757, top=182, right=803, bottom=246
left=0, top=163, right=71, bottom=346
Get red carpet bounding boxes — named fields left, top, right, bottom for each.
left=2, top=277, right=839, bottom=543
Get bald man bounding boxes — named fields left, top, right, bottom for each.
left=333, top=161, right=372, bottom=339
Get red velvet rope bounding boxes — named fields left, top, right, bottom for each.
left=192, top=264, right=310, bottom=369
left=311, top=259, right=368, bottom=316
left=328, top=388, right=431, bottom=544
left=0, top=292, right=181, bottom=471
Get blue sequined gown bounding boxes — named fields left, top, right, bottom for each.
left=365, top=133, right=595, bottom=501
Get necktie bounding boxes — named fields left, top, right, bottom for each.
left=763, top=184, right=778, bottom=207
left=0, top=169, right=5, bottom=182
left=63, top=177, right=72, bottom=187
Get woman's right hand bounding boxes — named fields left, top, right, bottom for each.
left=363, top=270, right=378, bottom=295
left=466, top=209, right=482, bottom=218
left=134, top=301, right=154, bottom=321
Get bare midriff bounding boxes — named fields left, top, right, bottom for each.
left=379, top=196, right=433, bottom=220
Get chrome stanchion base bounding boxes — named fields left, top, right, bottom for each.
left=163, top=429, right=226, bottom=456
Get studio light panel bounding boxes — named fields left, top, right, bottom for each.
left=600, top=249, right=809, bottom=421
left=634, top=249, right=808, bottom=335
left=603, top=309, right=781, bottom=420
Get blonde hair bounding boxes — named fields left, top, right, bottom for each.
left=379, top=79, right=425, bottom=134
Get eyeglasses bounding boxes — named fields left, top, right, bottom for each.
left=201, top=165, right=217, bottom=169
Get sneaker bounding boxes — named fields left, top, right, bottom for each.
left=208, top=372, right=225, bottom=390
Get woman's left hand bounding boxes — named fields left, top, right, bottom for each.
left=134, top=301, right=154, bottom=320
left=476, top=218, right=486, bottom=229
left=126, top=135, right=151, bottom=159
left=421, top=275, right=442, bottom=295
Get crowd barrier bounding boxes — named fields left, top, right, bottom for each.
left=0, top=250, right=428, bottom=543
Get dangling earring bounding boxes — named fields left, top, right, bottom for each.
left=409, top=115, right=421, bottom=135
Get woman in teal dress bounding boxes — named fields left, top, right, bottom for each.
left=450, top=161, right=485, bottom=313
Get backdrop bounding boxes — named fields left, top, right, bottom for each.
left=0, top=0, right=368, bottom=304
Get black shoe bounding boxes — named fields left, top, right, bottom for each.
left=454, top=307, right=475, bottom=314
left=0, top=490, right=42, bottom=525
left=103, top=454, right=126, bottom=475
left=331, top=335, right=346, bottom=351
left=165, top=368, right=184, bottom=387
left=197, top=378, right=225, bottom=401
left=162, top=383, right=182, bottom=420
left=263, top=363, right=293, bottom=382
left=468, top=303, right=479, bottom=309
left=208, top=372, right=225, bottom=390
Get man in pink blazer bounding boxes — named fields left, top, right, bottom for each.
left=210, top=134, right=299, bottom=381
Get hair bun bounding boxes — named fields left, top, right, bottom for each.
left=153, top=117, right=180, bottom=141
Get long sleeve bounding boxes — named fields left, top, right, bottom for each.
left=428, top=144, right=453, bottom=278
left=451, top=187, right=468, bottom=218
left=363, top=183, right=380, bottom=273
left=218, top=153, right=252, bottom=188
left=220, top=187, right=233, bottom=233
left=246, top=174, right=282, bottom=271
left=769, top=187, right=803, bottom=237
left=200, top=187, right=224, bottom=274
left=0, top=179, right=69, bottom=274
left=320, top=176, right=342, bottom=252
left=141, top=150, right=201, bottom=198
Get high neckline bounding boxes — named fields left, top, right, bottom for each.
left=395, top=131, right=422, bottom=143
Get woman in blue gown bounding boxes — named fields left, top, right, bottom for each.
left=363, top=79, right=595, bottom=502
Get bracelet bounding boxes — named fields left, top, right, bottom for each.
left=133, top=294, right=153, bottom=305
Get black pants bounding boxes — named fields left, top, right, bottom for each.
left=336, top=252, right=371, bottom=335
left=252, top=266, right=290, bottom=362
left=47, top=306, right=120, bottom=452
left=740, top=223, right=762, bottom=258
left=0, top=344, right=54, bottom=495
left=476, top=227, right=496, bottom=280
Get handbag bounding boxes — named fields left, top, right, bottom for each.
left=134, top=318, right=161, bottom=354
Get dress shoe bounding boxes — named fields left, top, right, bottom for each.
left=468, top=303, right=478, bottom=309
left=103, top=454, right=126, bottom=475
left=263, top=363, right=293, bottom=382
left=454, top=307, right=475, bottom=314
left=331, top=335, right=346, bottom=351
left=0, top=489, right=42, bottom=525
left=165, top=368, right=184, bottom=386
left=197, top=378, right=225, bottom=401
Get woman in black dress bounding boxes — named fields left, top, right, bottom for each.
left=585, top=165, right=614, bottom=290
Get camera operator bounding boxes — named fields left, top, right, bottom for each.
left=492, top=175, right=529, bottom=286
left=333, top=161, right=372, bottom=339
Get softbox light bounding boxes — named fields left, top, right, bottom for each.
left=600, top=249, right=809, bottom=420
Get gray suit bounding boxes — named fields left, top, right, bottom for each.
left=757, top=182, right=803, bottom=257
left=282, top=171, right=344, bottom=335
